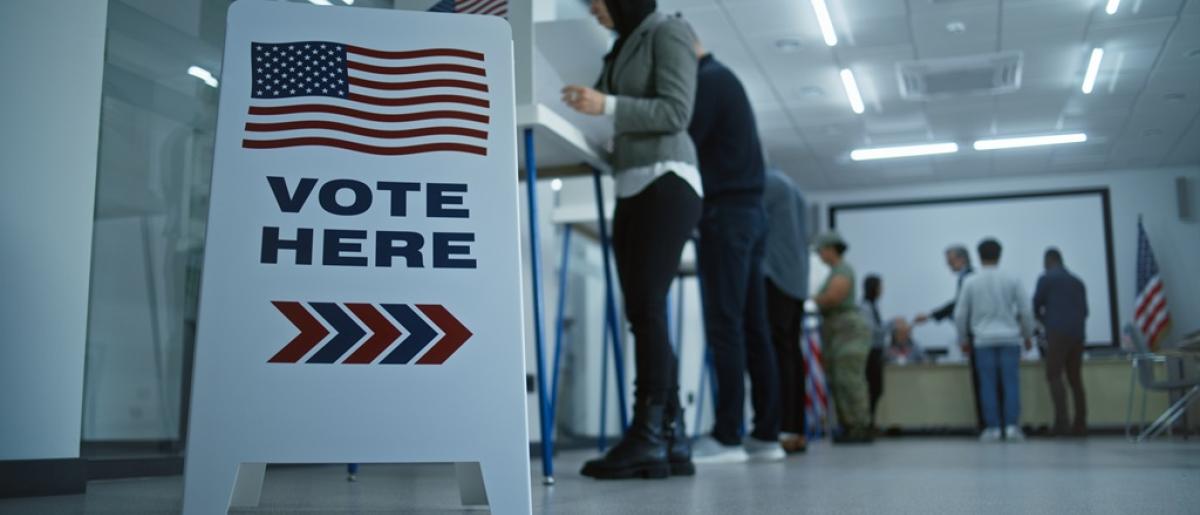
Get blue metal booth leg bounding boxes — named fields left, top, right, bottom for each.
left=591, top=168, right=629, bottom=436
left=524, top=129, right=555, bottom=484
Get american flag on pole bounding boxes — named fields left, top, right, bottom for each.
left=428, top=0, right=509, bottom=17
left=801, top=314, right=830, bottom=437
left=1134, top=218, right=1171, bottom=349
left=243, top=41, right=490, bottom=156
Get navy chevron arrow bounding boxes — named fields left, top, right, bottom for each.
left=380, top=304, right=437, bottom=364
left=307, top=302, right=367, bottom=363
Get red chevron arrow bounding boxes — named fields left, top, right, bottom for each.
left=269, top=301, right=329, bottom=363
left=415, top=304, right=473, bottom=364
left=342, top=303, right=402, bottom=364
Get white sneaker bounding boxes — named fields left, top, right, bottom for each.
left=979, top=427, right=1003, bottom=442
left=1005, top=425, right=1026, bottom=442
left=691, top=436, right=749, bottom=464
left=744, top=437, right=786, bottom=462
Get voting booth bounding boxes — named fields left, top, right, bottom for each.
left=183, top=2, right=531, bottom=513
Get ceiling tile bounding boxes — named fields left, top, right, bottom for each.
left=1162, top=115, right=1200, bottom=165
left=993, top=92, right=1070, bottom=134
left=909, top=1, right=1000, bottom=59
left=1002, top=1, right=1090, bottom=45
left=1087, top=17, right=1176, bottom=49
left=1156, top=15, right=1200, bottom=71
left=724, top=0, right=820, bottom=38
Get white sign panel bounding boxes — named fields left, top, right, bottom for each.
left=184, top=2, right=530, bottom=513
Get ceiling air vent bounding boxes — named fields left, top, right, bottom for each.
left=897, top=51, right=1022, bottom=101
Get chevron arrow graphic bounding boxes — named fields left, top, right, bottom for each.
left=270, top=301, right=471, bottom=365
left=415, top=304, right=473, bottom=365
left=380, top=304, right=437, bottom=364
left=342, top=303, right=403, bottom=364
left=269, top=301, right=329, bottom=363
left=307, top=303, right=367, bottom=364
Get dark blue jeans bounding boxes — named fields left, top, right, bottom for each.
left=698, top=202, right=780, bottom=445
left=974, top=345, right=1022, bottom=429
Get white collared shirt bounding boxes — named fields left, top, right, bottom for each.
left=604, top=95, right=704, bottom=199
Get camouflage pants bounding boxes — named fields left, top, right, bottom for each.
left=823, top=312, right=872, bottom=430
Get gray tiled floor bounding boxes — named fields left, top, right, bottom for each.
left=2, top=437, right=1197, bottom=514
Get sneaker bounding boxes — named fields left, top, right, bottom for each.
left=745, top=437, right=786, bottom=462
left=1005, top=425, right=1026, bottom=442
left=690, top=436, right=748, bottom=465
left=979, top=427, right=1003, bottom=442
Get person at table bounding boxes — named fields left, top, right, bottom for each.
left=562, top=0, right=702, bottom=479
left=860, top=274, right=887, bottom=431
left=1033, top=247, right=1089, bottom=436
left=954, top=238, right=1036, bottom=443
left=684, top=24, right=782, bottom=465
left=914, top=244, right=983, bottom=429
left=812, top=231, right=874, bottom=444
left=886, top=318, right=926, bottom=364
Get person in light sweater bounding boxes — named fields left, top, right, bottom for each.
left=954, top=238, right=1036, bottom=442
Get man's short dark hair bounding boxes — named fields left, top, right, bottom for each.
left=863, top=274, right=882, bottom=302
left=978, top=238, right=1002, bottom=262
left=1045, top=248, right=1063, bottom=266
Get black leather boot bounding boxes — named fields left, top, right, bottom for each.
left=664, top=398, right=695, bottom=476
left=580, top=400, right=671, bottom=480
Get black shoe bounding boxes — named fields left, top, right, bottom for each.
left=832, top=428, right=875, bottom=445
left=581, top=400, right=671, bottom=480
left=663, top=399, right=695, bottom=476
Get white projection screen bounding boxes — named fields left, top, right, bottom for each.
left=831, top=189, right=1118, bottom=352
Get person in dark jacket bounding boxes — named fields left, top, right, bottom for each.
left=1033, top=248, right=1089, bottom=436
left=683, top=28, right=783, bottom=464
left=915, top=244, right=984, bottom=429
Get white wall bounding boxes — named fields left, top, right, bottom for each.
left=0, top=2, right=108, bottom=460
left=806, top=166, right=1200, bottom=346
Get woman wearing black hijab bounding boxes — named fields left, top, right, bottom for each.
left=563, top=0, right=702, bottom=479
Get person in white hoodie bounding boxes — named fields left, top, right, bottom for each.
left=954, top=238, right=1035, bottom=442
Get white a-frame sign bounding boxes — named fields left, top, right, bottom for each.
left=184, top=1, right=531, bottom=513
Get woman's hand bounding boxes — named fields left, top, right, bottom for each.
left=562, top=85, right=606, bottom=116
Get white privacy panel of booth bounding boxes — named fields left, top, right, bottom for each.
left=831, top=190, right=1118, bottom=350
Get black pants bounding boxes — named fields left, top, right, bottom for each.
left=698, top=202, right=780, bottom=444
left=766, top=278, right=805, bottom=435
left=612, top=173, right=701, bottom=405
left=1045, top=332, right=1087, bottom=432
left=866, top=347, right=884, bottom=426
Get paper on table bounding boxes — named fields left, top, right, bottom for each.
left=533, top=18, right=613, bottom=149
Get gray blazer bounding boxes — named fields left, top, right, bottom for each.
left=596, top=12, right=698, bottom=173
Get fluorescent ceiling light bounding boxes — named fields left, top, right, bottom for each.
left=839, top=69, right=865, bottom=114
left=187, top=66, right=219, bottom=88
left=973, top=133, right=1088, bottom=151
left=342, top=0, right=355, bottom=4
left=850, top=142, right=958, bottom=161
left=1082, top=48, right=1104, bottom=94
left=810, top=0, right=838, bottom=46
left=1105, top=0, right=1120, bottom=15
left=308, top=0, right=333, bottom=5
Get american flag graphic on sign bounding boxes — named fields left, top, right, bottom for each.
left=1134, top=218, right=1171, bottom=349
left=243, top=41, right=489, bottom=156
left=427, top=0, right=509, bottom=17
